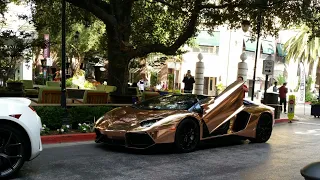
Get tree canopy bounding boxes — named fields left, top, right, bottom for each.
left=3, top=0, right=319, bottom=94
left=0, top=30, right=33, bottom=80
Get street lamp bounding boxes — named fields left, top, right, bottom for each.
left=249, top=0, right=269, bottom=101
left=60, top=0, right=68, bottom=125
left=241, top=20, right=251, bottom=33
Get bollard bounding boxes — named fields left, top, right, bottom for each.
left=287, top=95, right=295, bottom=123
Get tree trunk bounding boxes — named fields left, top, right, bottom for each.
left=107, top=52, right=129, bottom=94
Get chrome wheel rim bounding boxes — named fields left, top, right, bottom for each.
left=257, top=119, right=272, bottom=141
left=179, top=122, right=198, bottom=150
left=0, top=129, right=23, bottom=177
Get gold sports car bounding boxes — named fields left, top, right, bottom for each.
left=94, top=81, right=275, bottom=153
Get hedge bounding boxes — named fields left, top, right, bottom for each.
left=34, top=106, right=116, bottom=130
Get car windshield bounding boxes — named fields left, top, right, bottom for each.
left=133, top=94, right=199, bottom=110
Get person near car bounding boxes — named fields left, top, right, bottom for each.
left=278, top=82, right=288, bottom=113
left=182, top=70, right=195, bottom=94
left=238, top=76, right=248, bottom=98
left=273, top=82, right=278, bottom=92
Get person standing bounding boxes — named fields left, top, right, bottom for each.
left=273, top=82, right=278, bottom=92
left=182, top=70, right=195, bottom=94
left=279, top=82, right=288, bottom=113
left=237, top=76, right=248, bottom=98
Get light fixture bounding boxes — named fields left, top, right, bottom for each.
left=241, top=20, right=251, bottom=33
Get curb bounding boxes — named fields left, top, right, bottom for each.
left=41, top=133, right=95, bottom=144
left=41, top=119, right=292, bottom=145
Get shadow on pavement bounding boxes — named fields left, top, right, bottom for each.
left=95, top=136, right=253, bottom=155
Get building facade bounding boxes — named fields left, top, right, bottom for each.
left=180, top=26, right=294, bottom=98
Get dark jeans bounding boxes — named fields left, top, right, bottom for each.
left=184, top=89, right=192, bottom=94
left=280, top=98, right=287, bottom=112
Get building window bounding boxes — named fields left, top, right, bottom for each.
left=192, top=46, right=219, bottom=55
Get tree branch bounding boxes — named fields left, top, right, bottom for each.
left=66, top=0, right=116, bottom=27
left=130, top=0, right=201, bottom=58
left=147, top=0, right=188, bottom=14
left=200, top=0, right=286, bottom=9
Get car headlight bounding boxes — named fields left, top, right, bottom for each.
left=140, top=119, right=161, bottom=128
left=95, top=116, right=105, bottom=125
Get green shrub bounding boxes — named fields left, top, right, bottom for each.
left=34, top=106, right=115, bottom=130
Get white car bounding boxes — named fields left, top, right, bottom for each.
left=0, top=98, right=42, bottom=178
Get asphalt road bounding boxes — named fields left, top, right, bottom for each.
left=15, top=119, right=320, bottom=180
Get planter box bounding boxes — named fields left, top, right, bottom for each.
left=0, top=90, right=25, bottom=97
left=266, top=104, right=281, bottom=119
left=110, top=94, right=137, bottom=104
left=7, top=82, right=24, bottom=91
left=311, top=104, right=320, bottom=117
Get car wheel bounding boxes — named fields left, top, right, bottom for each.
left=0, top=124, right=28, bottom=179
left=174, top=118, right=200, bottom=153
left=251, top=114, right=273, bottom=143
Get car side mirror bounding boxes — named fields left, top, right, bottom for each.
left=194, top=104, right=204, bottom=114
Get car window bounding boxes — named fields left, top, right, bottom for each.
left=133, top=95, right=198, bottom=110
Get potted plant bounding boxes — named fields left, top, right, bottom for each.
left=216, top=82, right=225, bottom=95
left=311, top=99, right=320, bottom=118
left=6, top=79, right=23, bottom=91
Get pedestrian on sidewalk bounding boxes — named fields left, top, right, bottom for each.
left=182, top=70, right=195, bottom=94
left=237, top=76, right=248, bottom=98
left=279, top=82, right=288, bottom=113
left=273, top=82, right=278, bottom=92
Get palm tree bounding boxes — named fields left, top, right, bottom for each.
left=284, top=24, right=320, bottom=88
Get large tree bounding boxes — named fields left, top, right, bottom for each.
left=29, top=0, right=106, bottom=73
left=28, top=0, right=317, bottom=94
left=0, top=30, right=33, bottom=81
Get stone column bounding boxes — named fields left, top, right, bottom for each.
left=238, top=52, right=248, bottom=82
left=194, top=53, right=205, bottom=95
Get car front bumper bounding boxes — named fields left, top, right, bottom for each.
left=29, top=115, right=43, bottom=160
left=95, top=128, right=156, bottom=149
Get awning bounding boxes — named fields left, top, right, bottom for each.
left=243, top=36, right=257, bottom=52
left=276, top=43, right=286, bottom=57
left=195, top=31, right=220, bottom=46
left=261, top=40, right=275, bottom=54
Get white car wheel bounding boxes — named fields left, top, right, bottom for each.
left=0, top=124, right=28, bottom=178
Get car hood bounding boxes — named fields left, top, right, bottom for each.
left=95, top=106, right=189, bottom=131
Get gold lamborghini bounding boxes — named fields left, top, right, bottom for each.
left=94, top=81, right=275, bottom=153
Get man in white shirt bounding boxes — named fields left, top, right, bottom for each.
left=273, top=82, right=278, bottom=92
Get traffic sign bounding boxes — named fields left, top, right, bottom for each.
left=262, top=60, right=274, bottom=75
left=289, top=100, right=294, bottom=104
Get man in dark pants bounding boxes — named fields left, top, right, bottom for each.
left=279, top=82, right=288, bottom=113
left=182, top=70, right=195, bottom=94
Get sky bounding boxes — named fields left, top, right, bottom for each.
left=1, top=2, right=36, bottom=33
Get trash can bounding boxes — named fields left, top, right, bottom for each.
left=301, top=162, right=320, bottom=180
left=264, top=92, right=279, bottom=104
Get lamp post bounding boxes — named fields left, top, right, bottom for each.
left=60, top=0, right=69, bottom=126
left=251, top=12, right=262, bottom=101
left=61, top=0, right=66, bottom=109
left=250, top=0, right=268, bottom=101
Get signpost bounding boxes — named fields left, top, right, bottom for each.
left=288, top=95, right=296, bottom=123
left=262, top=58, right=274, bottom=94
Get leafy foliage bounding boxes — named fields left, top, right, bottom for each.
left=29, top=0, right=106, bottom=69
left=0, top=30, right=33, bottom=79
left=4, top=0, right=316, bottom=94
left=34, top=106, right=115, bottom=130
left=276, top=74, right=286, bottom=85
left=284, top=25, right=320, bottom=64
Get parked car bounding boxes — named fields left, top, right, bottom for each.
left=94, top=81, right=275, bottom=153
left=0, top=98, right=42, bottom=178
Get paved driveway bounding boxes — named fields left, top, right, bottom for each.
left=16, top=120, right=320, bottom=180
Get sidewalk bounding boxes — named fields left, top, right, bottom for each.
left=279, top=103, right=312, bottom=121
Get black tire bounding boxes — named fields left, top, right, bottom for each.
left=0, top=124, right=28, bottom=179
left=174, top=118, right=200, bottom=153
left=251, top=114, right=273, bottom=143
